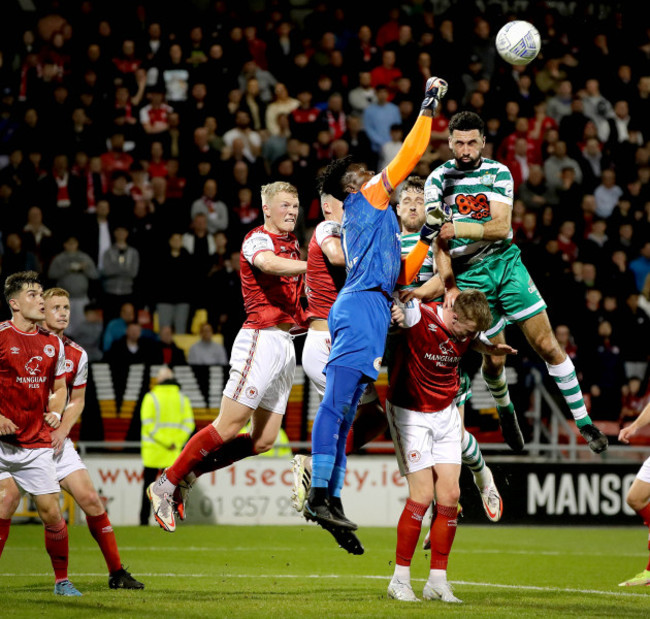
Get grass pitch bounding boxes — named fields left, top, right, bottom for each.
left=1, top=523, right=650, bottom=617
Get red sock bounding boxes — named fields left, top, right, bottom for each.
left=396, top=499, right=428, bottom=566
left=166, top=425, right=223, bottom=485
left=44, top=519, right=68, bottom=582
left=637, top=503, right=650, bottom=526
left=0, top=518, right=10, bottom=557
left=193, top=434, right=254, bottom=477
left=430, top=503, right=458, bottom=570
left=86, top=512, right=122, bottom=573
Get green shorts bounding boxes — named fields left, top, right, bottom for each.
left=455, top=244, right=546, bottom=338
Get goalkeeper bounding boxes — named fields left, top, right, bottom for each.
left=305, top=77, right=449, bottom=532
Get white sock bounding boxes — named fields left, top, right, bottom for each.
left=428, top=568, right=447, bottom=584
left=393, top=564, right=410, bottom=582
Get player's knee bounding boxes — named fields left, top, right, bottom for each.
left=437, top=484, right=460, bottom=506
left=79, top=491, right=105, bottom=516
left=39, top=504, right=63, bottom=524
left=410, top=489, right=435, bottom=505
left=0, top=489, right=21, bottom=516
left=626, top=494, right=647, bottom=513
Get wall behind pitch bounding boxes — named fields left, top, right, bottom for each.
left=82, top=456, right=640, bottom=526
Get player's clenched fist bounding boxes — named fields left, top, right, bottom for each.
left=44, top=411, right=62, bottom=429
left=0, top=414, right=19, bottom=436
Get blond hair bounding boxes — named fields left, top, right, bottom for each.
left=43, top=287, right=70, bottom=301
left=453, top=289, right=492, bottom=333
left=260, top=181, right=298, bottom=206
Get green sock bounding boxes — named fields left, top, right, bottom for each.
left=546, top=358, right=591, bottom=425
left=481, top=368, right=513, bottom=413
left=461, top=431, right=490, bottom=487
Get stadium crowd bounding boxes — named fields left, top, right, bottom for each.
left=1, top=0, right=650, bottom=421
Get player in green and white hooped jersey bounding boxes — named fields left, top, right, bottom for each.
left=394, top=176, right=503, bottom=523
left=427, top=110, right=607, bottom=454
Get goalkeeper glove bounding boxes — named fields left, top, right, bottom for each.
left=421, top=77, right=448, bottom=114
left=419, top=201, right=451, bottom=243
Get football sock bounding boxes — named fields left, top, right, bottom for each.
left=461, top=431, right=490, bottom=487
left=166, top=425, right=223, bottom=486
left=329, top=465, right=346, bottom=499
left=430, top=503, right=458, bottom=570
left=193, top=433, right=254, bottom=477
left=396, top=499, right=428, bottom=566
left=86, top=512, right=122, bottom=573
left=0, top=518, right=10, bottom=557
left=637, top=503, right=650, bottom=526
left=481, top=368, right=514, bottom=414
left=393, top=564, right=411, bottom=582
left=44, top=519, right=69, bottom=582
left=428, top=568, right=447, bottom=584
left=312, top=366, right=363, bottom=490
left=546, top=357, right=591, bottom=425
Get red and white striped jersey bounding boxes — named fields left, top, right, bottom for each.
left=0, top=321, right=65, bottom=448
left=387, top=302, right=474, bottom=412
left=240, top=225, right=304, bottom=329
left=305, top=220, right=345, bottom=320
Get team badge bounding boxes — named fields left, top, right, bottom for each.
left=373, top=357, right=382, bottom=372
left=408, top=450, right=421, bottom=463
left=480, top=173, right=496, bottom=186
left=25, top=356, right=43, bottom=375
left=65, top=359, right=74, bottom=373
left=439, top=339, right=454, bottom=355
left=43, top=344, right=56, bottom=358
left=246, top=386, right=258, bottom=399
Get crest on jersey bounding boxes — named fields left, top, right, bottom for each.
left=439, top=339, right=454, bottom=355
left=43, top=344, right=56, bottom=358
left=25, top=356, right=43, bottom=375
left=408, top=450, right=421, bottom=463
left=65, top=359, right=74, bottom=373
left=480, top=173, right=496, bottom=186
left=373, top=357, right=382, bottom=372
left=246, top=386, right=258, bottom=399
left=10, top=347, right=20, bottom=354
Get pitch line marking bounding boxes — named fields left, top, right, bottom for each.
left=1, top=572, right=648, bottom=598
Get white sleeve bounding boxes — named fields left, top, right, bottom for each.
left=315, top=220, right=341, bottom=247
left=73, top=349, right=89, bottom=388
left=242, top=232, right=274, bottom=265
left=391, top=293, right=422, bottom=329
left=55, top=338, right=66, bottom=378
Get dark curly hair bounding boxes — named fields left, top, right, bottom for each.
left=318, top=156, right=356, bottom=202
left=448, top=111, right=485, bottom=136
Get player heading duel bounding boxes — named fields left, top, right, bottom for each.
left=305, top=76, right=450, bottom=531
left=427, top=110, right=607, bottom=454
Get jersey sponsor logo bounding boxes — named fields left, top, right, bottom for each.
left=65, top=359, right=75, bottom=373
left=25, top=356, right=43, bottom=375
left=10, top=347, right=20, bottom=354
left=43, top=344, right=56, bottom=358
left=455, top=193, right=490, bottom=220
left=373, top=357, right=382, bottom=372
left=407, top=450, right=421, bottom=463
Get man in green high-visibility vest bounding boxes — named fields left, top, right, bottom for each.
left=140, top=366, right=194, bottom=526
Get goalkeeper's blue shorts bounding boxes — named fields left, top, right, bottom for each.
left=326, top=289, right=391, bottom=382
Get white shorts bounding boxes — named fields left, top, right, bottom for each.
left=53, top=438, right=87, bottom=482
left=387, top=400, right=462, bottom=477
left=223, top=327, right=296, bottom=415
left=303, top=328, right=378, bottom=404
left=0, top=441, right=60, bottom=495
left=636, top=456, right=650, bottom=483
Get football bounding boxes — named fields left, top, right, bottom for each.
left=495, top=20, right=541, bottom=65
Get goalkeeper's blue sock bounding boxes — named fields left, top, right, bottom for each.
left=311, top=366, right=364, bottom=494
left=546, top=357, right=592, bottom=426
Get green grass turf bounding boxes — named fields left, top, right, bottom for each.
left=1, top=524, right=650, bottom=618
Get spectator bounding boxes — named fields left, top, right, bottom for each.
left=369, top=49, right=401, bottom=96
left=518, top=165, right=557, bottom=210
left=101, top=225, right=140, bottom=321
left=265, top=83, right=299, bottom=136
left=0, top=233, right=40, bottom=287
left=22, top=205, right=55, bottom=269
left=100, top=133, right=133, bottom=174
left=47, top=234, right=98, bottom=332
left=71, top=302, right=104, bottom=361
left=619, top=376, right=649, bottom=427
left=223, top=110, right=262, bottom=163
left=107, top=321, right=162, bottom=366
left=631, top=242, right=650, bottom=293
left=594, top=169, right=624, bottom=219
left=547, top=80, right=574, bottom=124
left=543, top=140, right=583, bottom=192
left=102, top=301, right=135, bottom=353
left=363, top=85, right=401, bottom=154
left=187, top=322, right=228, bottom=365
left=619, top=293, right=650, bottom=380
left=159, top=325, right=187, bottom=367
left=153, top=232, right=193, bottom=334
left=348, top=71, right=377, bottom=114
left=378, top=124, right=403, bottom=170
left=289, top=88, right=321, bottom=144
left=190, top=179, right=228, bottom=234
left=162, top=44, right=190, bottom=103
left=80, top=199, right=112, bottom=270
